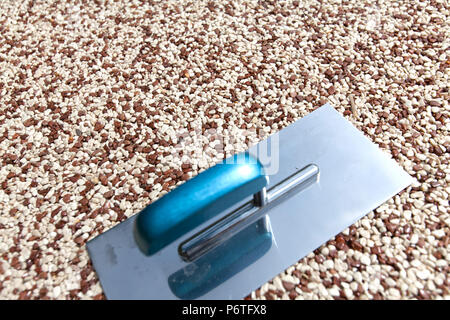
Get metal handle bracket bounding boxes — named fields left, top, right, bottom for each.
left=179, top=164, right=319, bottom=261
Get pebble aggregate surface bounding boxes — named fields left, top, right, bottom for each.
left=0, top=0, right=449, bottom=300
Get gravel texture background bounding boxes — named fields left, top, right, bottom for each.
left=0, top=0, right=448, bottom=300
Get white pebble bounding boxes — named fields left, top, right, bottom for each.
left=432, top=229, right=445, bottom=238
left=360, top=255, right=371, bottom=266
left=385, top=277, right=396, bottom=287
left=416, top=269, right=430, bottom=280
left=53, top=286, right=61, bottom=298
left=323, top=260, right=334, bottom=269
left=344, top=288, right=354, bottom=299
left=361, top=219, right=371, bottom=229
left=436, top=260, right=447, bottom=268
left=328, top=287, right=340, bottom=297
left=411, top=259, right=421, bottom=268
left=388, top=288, right=401, bottom=298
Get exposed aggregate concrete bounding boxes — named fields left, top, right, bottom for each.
left=0, top=0, right=448, bottom=299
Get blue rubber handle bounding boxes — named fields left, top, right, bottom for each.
left=134, top=152, right=268, bottom=256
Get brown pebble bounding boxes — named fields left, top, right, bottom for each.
left=62, top=194, right=71, bottom=203
left=68, top=174, right=81, bottom=183
left=103, top=191, right=114, bottom=199
left=329, top=250, right=338, bottom=258
left=327, top=86, right=336, bottom=95
left=282, top=280, right=296, bottom=291
left=351, top=240, right=363, bottom=251
left=428, top=100, right=440, bottom=107
left=417, top=237, right=425, bottom=248
left=336, top=241, right=345, bottom=250
left=288, top=290, right=298, bottom=299
left=315, top=255, right=324, bottom=264
left=74, top=237, right=84, bottom=245
left=94, top=122, right=104, bottom=131
left=99, top=175, right=108, bottom=186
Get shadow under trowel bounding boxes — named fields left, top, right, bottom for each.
left=168, top=216, right=273, bottom=299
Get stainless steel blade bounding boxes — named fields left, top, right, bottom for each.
left=86, top=103, right=413, bottom=299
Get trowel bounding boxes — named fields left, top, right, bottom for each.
left=86, top=103, right=413, bottom=299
